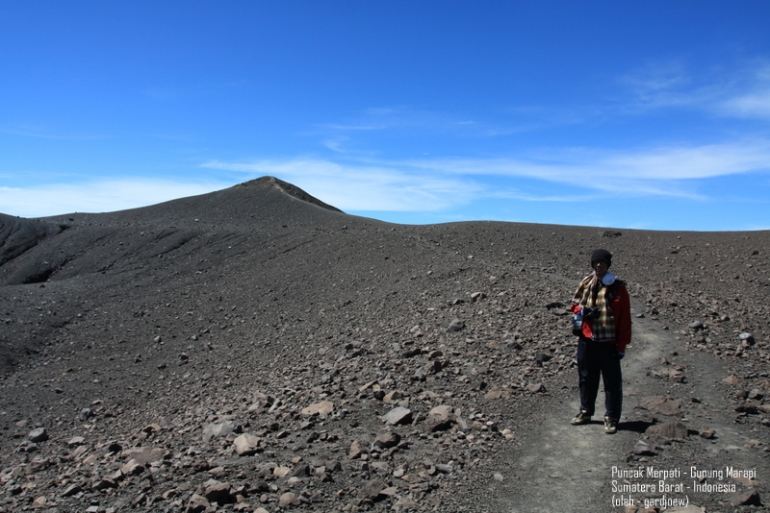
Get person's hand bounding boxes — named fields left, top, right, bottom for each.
left=617, top=351, right=625, bottom=360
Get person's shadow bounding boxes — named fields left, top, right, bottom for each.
left=618, top=420, right=652, bottom=433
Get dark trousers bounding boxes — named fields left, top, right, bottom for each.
left=577, top=337, right=622, bottom=420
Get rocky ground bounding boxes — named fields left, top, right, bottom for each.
left=0, top=176, right=768, bottom=513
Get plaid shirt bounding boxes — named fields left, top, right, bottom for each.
left=572, top=274, right=616, bottom=342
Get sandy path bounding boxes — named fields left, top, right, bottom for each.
left=499, top=297, right=770, bottom=513
left=501, top=305, right=666, bottom=513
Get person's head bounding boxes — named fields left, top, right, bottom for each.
left=590, top=249, right=612, bottom=278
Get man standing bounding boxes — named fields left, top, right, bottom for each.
left=570, top=249, right=631, bottom=434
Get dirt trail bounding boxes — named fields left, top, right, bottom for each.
left=499, top=300, right=770, bottom=513
left=500, top=303, right=667, bottom=513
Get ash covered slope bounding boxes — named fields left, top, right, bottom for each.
left=0, top=177, right=340, bottom=285
left=0, top=176, right=768, bottom=512
left=0, top=176, right=348, bottom=374
left=0, top=214, right=65, bottom=279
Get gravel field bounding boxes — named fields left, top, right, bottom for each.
left=1, top=177, right=768, bottom=512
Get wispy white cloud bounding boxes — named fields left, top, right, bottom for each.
left=203, top=158, right=482, bottom=211
left=620, top=60, right=770, bottom=120
left=488, top=190, right=602, bottom=203
left=397, top=157, right=700, bottom=199
left=314, top=61, right=770, bottom=149
left=203, top=139, right=770, bottom=211
left=321, top=136, right=350, bottom=153
left=402, top=140, right=770, bottom=186
left=715, top=63, right=770, bottom=119
left=0, top=179, right=228, bottom=218
left=619, top=61, right=694, bottom=106
left=316, top=106, right=508, bottom=139
left=597, top=142, right=770, bottom=179
left=719, top=90, right=770, bottom=119
left=6, top=139, right=767, bottom=219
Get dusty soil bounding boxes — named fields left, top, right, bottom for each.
left=0, top=176, right=768, bottom=512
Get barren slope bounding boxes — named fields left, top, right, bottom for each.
left=0, top=177, right=768, bottom=512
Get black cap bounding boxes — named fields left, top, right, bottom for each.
left=591, top=249, right=612, bottom=267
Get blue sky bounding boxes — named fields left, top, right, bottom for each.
left=1, top=1, right=770, bottom=230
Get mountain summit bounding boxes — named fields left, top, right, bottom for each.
left=240, top=176, right=342, bottom=213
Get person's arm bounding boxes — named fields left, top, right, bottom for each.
left=613, top=285, right=632, bottom=353
left=571, top=276, right=591, bottom=313
left=571, top=278, right=593, bottom=338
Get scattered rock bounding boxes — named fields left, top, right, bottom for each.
left=732, top=474, right=760, bottom=487
left=653, top=367, right=686, bottom=382
left=28, top=427, right=48, bottom=443
left=203, top=479, right=234, bottom=505
left=61, top=484, right=82, bottom=497
left=349, top=440, right=365, bottom=459
left=484, top=386, right=512, bottom=399
left=638, top=396, right=682, bottom=416
left=233, top=433, right=262, bottom=456
left=382, top=406, right=412, bottom=425
left=447, top=319, right=465, bottom=332
left=186, top=493, right=210, bottom=513
left=120, top=458, right=144, bottom=476
left=383, top=390, right=404, bottom=402
left=633, top=440, right=656, bottom=456
left=646, top=421, right=688, bottom=439
left=66, top=436, right=85, bottom=446
left=374, top=428, right=401, bottom=449
left=730, top=489, right=761, bottom=507
left=273, top=466, right=292, bottom=478
left=735, top=400, right=761, bottom=414
left=393, top=496, right=418, bottom=512
left=300, top=400, right=334, bottom=416
left=425, top=405, right=455, bottom=431
left=358, top=478, right=388, bottom=500
left=202, top=421, right=239, bottom=441
left=142, top=423, right=161, bottom=433
left=527, top=383, right=545, bottom=393
left=278, top=492, right=300, bottom=507
left=121, top=446, right=168, bottom=464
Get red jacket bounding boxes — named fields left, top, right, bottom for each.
left=571, top=283, right=632, bottom=352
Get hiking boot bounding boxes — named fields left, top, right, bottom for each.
left=571, top=410, right=591, bottom=425
left=604, top=417, right=618, bottom=434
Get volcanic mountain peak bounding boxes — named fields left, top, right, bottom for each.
left=238, top=176, right=343, bottom=213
